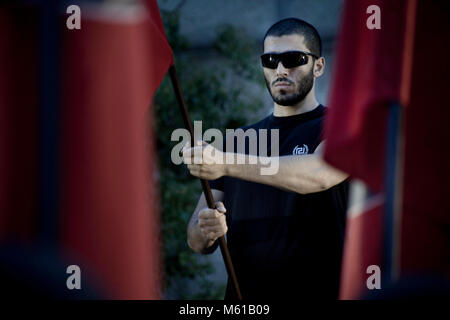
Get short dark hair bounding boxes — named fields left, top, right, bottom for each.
left=263, top=18, right=322, bottom=57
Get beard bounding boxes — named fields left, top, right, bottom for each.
left=265, top=67, right=314, bottom=106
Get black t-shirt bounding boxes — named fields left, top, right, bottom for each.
left=209, top=105, right=349, bottom=300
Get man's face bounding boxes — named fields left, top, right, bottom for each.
left=263, top=34, right=316, bottom=106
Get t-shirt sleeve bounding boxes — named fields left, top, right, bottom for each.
left=209, top=176, right=224, bottom=192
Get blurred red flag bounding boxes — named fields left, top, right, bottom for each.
left=400, top=0, right=450, bottom=284
left=61, top=0, right=173, bottom=299
left=0, top=9, right=39, bottom=242
left=325, top=0, right=450, bottom=298
left=324, top=0, right=416, bottom=192
left=324, top=0, right=418, bottom=299
left=339, top=184, right=384, bottom=299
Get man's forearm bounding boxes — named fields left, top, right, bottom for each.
left=224, top=152, right=348, bottom=194
left=183, top=141, right=349, bottom=194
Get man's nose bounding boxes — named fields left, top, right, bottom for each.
left=276, top=61, right=289, bottom=77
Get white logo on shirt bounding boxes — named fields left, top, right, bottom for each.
left=293, top=144, right=309, bottom=155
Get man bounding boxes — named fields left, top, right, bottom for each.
left=183, top=18, right=349, bottom=300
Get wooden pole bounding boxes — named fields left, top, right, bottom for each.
left=168, top=65, right=242, bottom=300
left=383, top=102, right=404, bottom=284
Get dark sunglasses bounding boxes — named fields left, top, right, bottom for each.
left=260, top=50, right=319, bottom=69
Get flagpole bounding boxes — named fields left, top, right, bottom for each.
left=168, top=65, right=243, bottom=300
left=383, top=0, right=416, bottom=285
left=383, top=102, right=404, bottom=284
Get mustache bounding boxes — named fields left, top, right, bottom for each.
left=272, top=78, right=294, bottom=86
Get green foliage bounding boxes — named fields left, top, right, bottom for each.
left=155, top=6, right=264, bottom=299
left=214, top=25, right=263, bottom=83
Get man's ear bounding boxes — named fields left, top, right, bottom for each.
left=314, top=57, right=325, bottom=78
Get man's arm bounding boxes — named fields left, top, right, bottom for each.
left=183, top=141, right=349, bottom=195
left=187, top=189, right=227, bottom=254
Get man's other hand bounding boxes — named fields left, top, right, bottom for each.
left=197, top=201, right=228, bottom=241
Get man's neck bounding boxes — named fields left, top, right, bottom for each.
left=273, top=91, right=319, bottom=117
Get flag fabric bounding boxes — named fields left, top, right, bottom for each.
left=324, top=0, right=417, bottom=298
left=399, top=0, right=450, bottom=281
left=0, top=0, right=174, bottom=299
left=324, top=0, right=450, bottom=299
left=338, top=181, right=384, bottom=299
left=324, top=0, right=416, bottom=193
left=60, top=0, right=173, bottom=299
left=0, top=8, right=39, bottom=243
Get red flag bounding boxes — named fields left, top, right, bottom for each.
left=324, top=0, right=416, bottom=192
left=60, top=1, right=173, bottom=299
left=339, top=181, right=384, bottom=299
left=325, top=0, right=450, bottom=298
left=324, top=0, right=417, bottom=298
left=399, top=0, right=450, bottom=280
left=0, top=8, right=39, bottom=243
